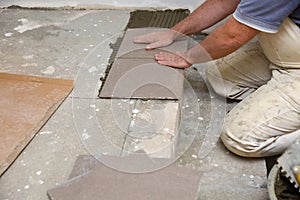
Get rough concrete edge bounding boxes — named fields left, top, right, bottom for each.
left=1, top=5, right=189, bottom=11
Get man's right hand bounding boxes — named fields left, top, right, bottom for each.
left=133, top=30, right=178, bottom=50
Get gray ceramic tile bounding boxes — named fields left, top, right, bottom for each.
left=99, top=58, right=184, bottom=99
left=48, top=154, right=201, bottom=200
left=117, top=28, right=189, bottom=59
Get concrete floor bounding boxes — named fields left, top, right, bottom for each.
left=0, top=8, right=268, bottom=200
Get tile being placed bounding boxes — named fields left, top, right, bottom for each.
left=116, top=28, right=189, bottom=59
left=99, top=58, right=184, bottom=99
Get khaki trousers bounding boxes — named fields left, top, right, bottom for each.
left=206, top=18, right=300, bottom=157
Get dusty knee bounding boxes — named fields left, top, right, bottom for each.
left=220, top=119, right=264, bottom=158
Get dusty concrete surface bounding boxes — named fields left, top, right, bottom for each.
left=0, top=8, right=130, bottom=200
left=0, top=0, right=202, bottom=11
left=0, top=8, right=268, bottom=200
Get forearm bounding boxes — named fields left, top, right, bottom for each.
left=185, top=17, right=260, bottom=64
left=171, top=0, right=240, bottom=38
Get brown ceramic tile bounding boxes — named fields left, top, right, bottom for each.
left=99, top=58, right=184, bottom=99
left=117, top=28, right=189, bottom=59
left=0, top=73, right=73, bottom=175
left=48, top=154, right=201, bottom=200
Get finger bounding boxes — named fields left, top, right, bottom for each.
left=157, top=59, right=187, bottom=68
left=146, top=41, right=167, bottom=50
left=133, top=36, right=150, bottom=44
left=154, top=52, right=172, bottom=60
left=133, top=33, right=157, bottom=44
left=156, top=60, right=173, bottom=66
left=158, top=59, right=191, bottom=69
left=155, top=52, right=176, bottom=65
left=155, top=52, right=191, bottom=68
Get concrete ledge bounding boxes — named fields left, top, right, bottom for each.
left=0, top=0, right=203, bottom=11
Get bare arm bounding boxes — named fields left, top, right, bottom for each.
left=133, top=0, right=241, bottom=49
left=188, top=17, right=259, bottom=62
left=155, top=17, right=260, bottom=68
left=171, top=0, right=240, bottom=36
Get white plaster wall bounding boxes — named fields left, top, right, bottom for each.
left=0, top=0, right=205, bottom=10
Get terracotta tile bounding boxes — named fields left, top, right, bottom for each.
left=117, top=28, right=189, bottom=59
left=0, top=73, right=73, bottom=175
left=99, top=59, right=184, bottom=99
left=48, top=154, right=201, bottom=200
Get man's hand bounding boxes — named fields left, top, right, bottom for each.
left=154, top=52, right=192, bottom=69
left=133, top=30, right=178, bottom=50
